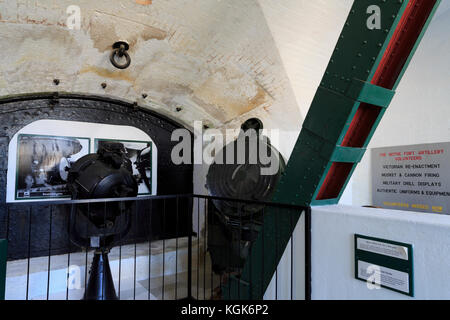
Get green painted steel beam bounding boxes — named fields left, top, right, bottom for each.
left=224, top=0, right=441, bottom=300
left=346, top=79, right=395, bottom=108
left=330, top=146, right=366, bottom=163
left=0, top=240, right=7, bottom=300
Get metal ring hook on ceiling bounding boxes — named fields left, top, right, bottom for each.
left=110, top=41, right=131, bottom=70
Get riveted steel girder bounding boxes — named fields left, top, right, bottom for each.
left=224, top=0, right=441, bottom=300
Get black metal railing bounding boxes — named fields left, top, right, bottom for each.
left=0, top=194, right=309, bottom=300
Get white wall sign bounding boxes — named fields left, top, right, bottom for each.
left=356, top=238, right=408, bottom=261
left=371, top=142, right=450, bottom=214
left=357, top=260, right=410, bottom=294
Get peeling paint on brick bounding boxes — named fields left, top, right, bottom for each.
left=0, top=0, right=304, bottom=147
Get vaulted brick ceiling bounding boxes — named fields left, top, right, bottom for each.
left=0, top=0, right=352, bottom=156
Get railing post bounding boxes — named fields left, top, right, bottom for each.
left=187, top=198, right=193, bottom=300
left=305, top=207, right=311, bottom=301
left=0, top=239, right=7, bottom=300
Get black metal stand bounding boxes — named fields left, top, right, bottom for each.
left=83, top=250, right=118, bottom=300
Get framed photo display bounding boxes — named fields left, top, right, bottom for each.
left=94, top=139, right=153, bottom=195
left=15, top=134, right=90, bottom=200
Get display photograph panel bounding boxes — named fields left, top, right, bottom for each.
left=15, top=134, right=90, bottom=200
left=94, top=139, right=152, bottom=195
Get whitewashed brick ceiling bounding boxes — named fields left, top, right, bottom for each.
left=0, top=0, right=352, bottom=156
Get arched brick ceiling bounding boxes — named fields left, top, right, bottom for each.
left=0, top=0, right=352, bottom=157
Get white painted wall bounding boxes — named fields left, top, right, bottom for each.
left=265, top=3, right=450, bottom=300
left=322, top=2, right=450, bottom=300
left=271, top=201, right=450, bottom=300
left=258, top=0, right=354, bottom=120
left=264, top=213, right=305, bottom=300
left=346, top=0, right=450, bottom=206
left=310, top=205, right=450, bottom=300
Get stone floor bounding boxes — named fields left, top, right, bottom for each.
left=5, top=237, right=221, bottom=300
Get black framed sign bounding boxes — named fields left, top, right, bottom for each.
left=354, top=234, right=414, bottom=297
